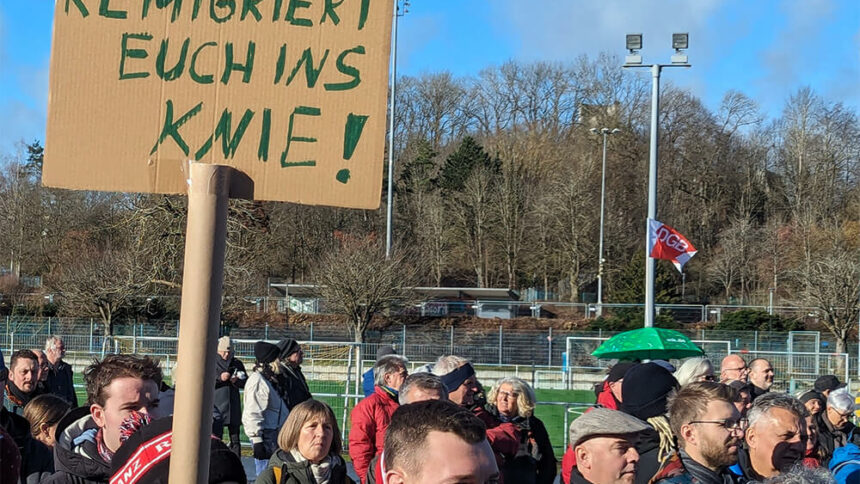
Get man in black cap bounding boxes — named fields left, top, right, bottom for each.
left=813, top=375, right=845, bottom=400
left=275, top=338, right=312, bottom=410
left=597, top=362, right=637, bottom=411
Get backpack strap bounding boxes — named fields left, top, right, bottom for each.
left=273, top=465, right=282, bottom=484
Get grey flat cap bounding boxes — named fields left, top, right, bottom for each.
left=569, top=407, right=651, bottom=447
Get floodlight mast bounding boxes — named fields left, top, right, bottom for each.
left=623, top=33, right=690, bottom=328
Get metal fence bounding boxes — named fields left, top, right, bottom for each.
left=2, top=316, right=859, bottom=376
left=3, top=318, right=859, bottom=456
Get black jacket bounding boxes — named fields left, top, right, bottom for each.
left=633, top=426, right=663, bottom=484
left=728, top=446, right=764, bottom=484
left=816, top=410, right=860, bottom=465
left=42, top=407, right=111, bottom=484
left=485, top=404, right=557, bottom=484
left=0, top=407, right=54, bottom=484
left=214, top=356, right=246, bottom=426
left=47, top=360, right=78, bottom=407
left=255, top=449, right=354, bottom=484
left=280, top=365, right=312, bottom=411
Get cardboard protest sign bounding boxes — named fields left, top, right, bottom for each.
left=44, top=0, right=393, bottom=209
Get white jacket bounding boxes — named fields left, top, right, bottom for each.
left=241, top=370, right=289, bottom=444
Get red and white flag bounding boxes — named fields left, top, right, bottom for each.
left=648, top=219, right=697, bottom=273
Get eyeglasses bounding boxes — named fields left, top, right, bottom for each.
left=723, top=366, right=748, bottom=372
left=498, top=390, right=519, bottom=399
left=689, top=418, right=749, bottom=431
left=701, top=375, right=716, bottom=381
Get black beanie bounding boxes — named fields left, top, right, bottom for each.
left=254, top=341, right=279, bottom=364
left=276, top=338, right=301, bottom=360
left=620, top=362, right=679, bottom=420
left=607, top=362, right=639, bottom=383
left=109, top=416, right=247, bottom=484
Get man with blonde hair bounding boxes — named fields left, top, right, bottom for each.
left=653, top=382, right=744, bottom=483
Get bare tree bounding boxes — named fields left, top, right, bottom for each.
left=803, top=250, right=860, bottom=355
left=315, top=239, right=415, bottom=343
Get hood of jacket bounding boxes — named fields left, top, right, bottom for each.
left=52, top=406, right=111, bottom=482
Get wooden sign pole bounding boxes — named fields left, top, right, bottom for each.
left=169, top=163, right=232, bottom=484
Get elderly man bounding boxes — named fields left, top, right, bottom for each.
left=399, top=371, right=448, bottom=405
left=653, top=382, right=744, bottom=483
left=349, top=354, right=408, bottom=483
left=384, top=399, right=499, bottom=484
left=433, top=355, right=520, bottom=473
left=568, top=408, right=649, bottom=484
left=815, top=390, right=860, bottom=464
left=729, top=392, right=807, bottom=482
left=4, top=350, right=42, bottom=415
left=720, top=355, right=749, bottom=383
left=213, top=336, right=246, bottom=456
left=44, top=336, right=77, bottom=406
left=747, top=358, right=774, bottom=401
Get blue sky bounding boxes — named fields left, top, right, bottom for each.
left=1, top=0, right=858, bottom=153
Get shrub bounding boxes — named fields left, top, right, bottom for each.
left=715, top=309, right=802, bottom=332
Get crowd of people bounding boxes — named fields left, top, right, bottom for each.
left=0, top=336, right=858, bottom=484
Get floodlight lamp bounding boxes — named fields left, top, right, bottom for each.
left=601, top=128, right=610, bottom=134
left=626, top=34, right=642, bottom=53
left=589, top=128, right=599, bottom=135
left=672, top=33, right=688, bottom=51
left=611, top=128, right=621, bottom=134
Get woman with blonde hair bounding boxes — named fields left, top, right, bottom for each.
left=22, top=393, right=70, bottom=448
left=486, top=377, right=556, bottom=484
left=673, top=357, right=715, bottom=386
left=255, top=399, right=353, bottom=484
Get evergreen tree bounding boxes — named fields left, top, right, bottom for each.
left=436, top=136, right=498, bottom=191
left=24, top=140, right=44, bottom=179
left=400, top=139, right=437, bottom=194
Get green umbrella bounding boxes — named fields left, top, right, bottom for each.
left=591, top=327, right=704, bottom=360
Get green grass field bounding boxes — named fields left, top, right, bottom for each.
left=74, top=375, right=594, bottom=457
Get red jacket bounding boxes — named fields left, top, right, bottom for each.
left=562, top=383, right=618, bottom=483
left=349, top=386, right=399, bottom=483
left=473, top=405, right=521, bottom=481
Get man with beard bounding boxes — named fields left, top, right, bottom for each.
left=212, top=336, right=246, bottom=456
left=653, top=382, right=744, bottom=483
left=747, top=359, right=774, bottom=401
left=3, top=350, right=42, bottom=415
left=729, top=393, right=808, bottom=482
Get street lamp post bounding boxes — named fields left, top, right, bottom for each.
left=589, top=127, right=620, bottom=317
left=385, top=1, right=409, bottom=259
left=623, top=33, right=690, bottom=327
